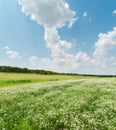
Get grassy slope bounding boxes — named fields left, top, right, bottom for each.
left=0, top=72, right=86, bottom=87
left=0, top=78, right=116, bottom=130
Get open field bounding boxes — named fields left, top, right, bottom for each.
left=0, top=76, right=116, bottom=130
left=0, top=72, right=87, bottom=87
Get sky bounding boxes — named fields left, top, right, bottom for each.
left=0, top=0, right=116, bottom=75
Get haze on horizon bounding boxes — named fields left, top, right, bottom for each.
left=0, top=0, right=116, bottom=75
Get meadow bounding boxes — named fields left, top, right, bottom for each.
left=0, top=73, right=116, bottom=130
left=0, top=72, right=82, bottom=87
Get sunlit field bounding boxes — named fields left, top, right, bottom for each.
left=0, top=72, right=86, bottom=87
left=0, top=75, right=116, bottom=130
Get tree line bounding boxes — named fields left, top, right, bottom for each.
left=0, top=66, right=58, bottom=75
left=0, top=66, right=115, bottom=77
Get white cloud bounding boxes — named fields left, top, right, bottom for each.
left=91, top=28, right=116, bottom=74
left=29, top=56, right=39, bottom=68
left=44, top=28, right=72, bottom=56
left=4, top=46, right=22, bottom=60
left=28, top=27, right=116, bottom=75
left=6, top=51, right=22, bottom=60
left=29, top=56, right=38, bottom=63
left=94, top=27, right=116, bottom=59
left=18, top=1, right=116, bottom=75
left=18, top=0, right=77, bottom=29
left=4, top=46, right=10, bottom=50
left=18, top=0, right=78, bottom=70
left=68, top=17, right=78, bottom=28
left=18, top=0, right=77, bottom=71
left=112, top=10, right=116, bottom=16
left=83, top=11, right=88, bottom=17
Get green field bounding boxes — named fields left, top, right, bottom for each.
left=0, top=72, right=83, bottom=87
left=0, top=73, right=116, bottom=130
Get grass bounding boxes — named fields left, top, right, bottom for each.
left=0, top=76, right=116, bottom=130
left=0, top=72, right=87, bottom=87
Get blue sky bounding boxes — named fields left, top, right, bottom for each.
left=0, top=0, right=116, bottom=74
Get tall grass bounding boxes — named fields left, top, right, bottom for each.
left=0, top=78, right=116, bottom=130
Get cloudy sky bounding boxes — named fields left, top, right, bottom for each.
left=0, top=0, right=116, bottom=75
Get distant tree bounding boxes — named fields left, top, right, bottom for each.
left=0, top=66, right=58, bottom=75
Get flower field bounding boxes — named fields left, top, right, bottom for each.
left=0, top=76, right=116, bottom=130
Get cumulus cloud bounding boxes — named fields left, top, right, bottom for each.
left=83, top=11, right=88, bottom=17
left=28, top=27, right=116, bottom=75
left=18, top=0, right=77, bottom=58
left=18, top=0, right=77, bottom=28
left=90, top=28, right=116, bottom=74
left=4, top=46, right=22, bottom=60
left=44, top=28, right=72, bottom=57
left=94, top=27, right=116, bottom=59
left=112, top=10, right=116, bottom=16
left=4, top=46, right=10, bottom=50
left=18, top=0, right=116, bottom=75
left=18, top=0, right=78, bottom=69
left=29, top=56, right=38, bottom=63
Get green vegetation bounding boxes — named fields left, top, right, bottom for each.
left=0, top=78, right=116, bottom=130
left=1, top=66, right=116, bottom=77
left=0, top=72, right=85, bottom=87
left=0, top=66, right=58, bottom=75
